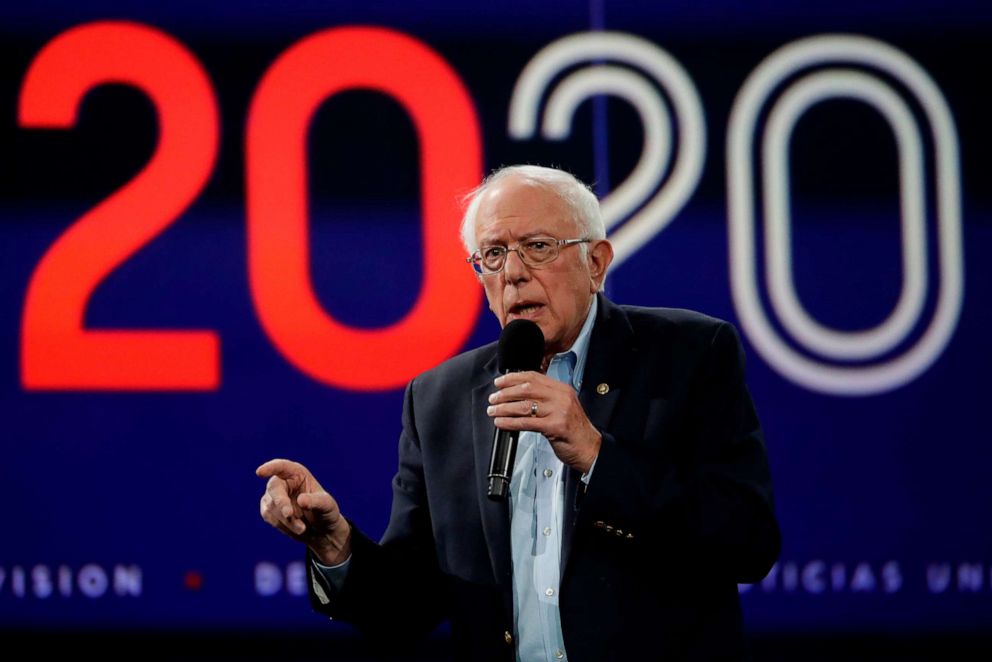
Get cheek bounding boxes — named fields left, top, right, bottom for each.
left=546, top=293, right=576, bottom=327
left=483, top=283, right=503, bottom=313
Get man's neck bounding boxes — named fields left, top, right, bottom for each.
left=539, top=296, right=598, bottom=373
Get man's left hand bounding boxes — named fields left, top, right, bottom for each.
left=487, top=371, right=601, bottom=473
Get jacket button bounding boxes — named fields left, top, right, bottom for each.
left=504, top=631, right=513, bottom=645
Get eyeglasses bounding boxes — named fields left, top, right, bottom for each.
left=466, top=236, right=590, bottom=275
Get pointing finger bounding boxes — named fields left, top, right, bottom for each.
left=256, top=458, right=303, bottom=480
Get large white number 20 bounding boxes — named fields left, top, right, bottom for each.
left=510, top=32, right=963, bottom=396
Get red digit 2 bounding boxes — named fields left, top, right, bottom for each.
left=18, top=21, right=220, bottom=390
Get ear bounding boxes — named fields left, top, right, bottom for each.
left=587, top=240, right=614, bottom=292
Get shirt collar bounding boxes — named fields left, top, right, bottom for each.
left=549, top=296, right=597, bottom=391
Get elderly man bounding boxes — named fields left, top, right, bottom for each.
left=258, top=165, right=780, bottom=661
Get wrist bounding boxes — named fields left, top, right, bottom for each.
left=578, top=428, right=602, bottom=474
left=310, top=522, right=352, bottom=566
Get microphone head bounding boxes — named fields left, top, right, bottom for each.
left=497, top=319, right=545, bottom=373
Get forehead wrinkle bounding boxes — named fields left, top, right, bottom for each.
left=477, top=228, right=560, bottom=246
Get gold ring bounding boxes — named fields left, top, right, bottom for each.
left=530, top=401, right=539, bottom=417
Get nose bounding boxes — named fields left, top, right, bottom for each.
left=502, top=247, right=531, bottom=285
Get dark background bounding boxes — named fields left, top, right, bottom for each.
left=2, top=1, right=990, bottom=659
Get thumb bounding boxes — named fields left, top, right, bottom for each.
left=297, top=491, right=337, bottom=517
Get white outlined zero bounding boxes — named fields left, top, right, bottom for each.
left=728, top=34, right=964, bottom=395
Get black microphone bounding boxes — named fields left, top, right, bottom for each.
left=488, top=319, right=544, bottom=501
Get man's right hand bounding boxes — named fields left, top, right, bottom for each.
left=256, top=458, right=352, bottom=566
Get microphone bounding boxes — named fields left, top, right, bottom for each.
left=488, top=319, right=544, bottom=501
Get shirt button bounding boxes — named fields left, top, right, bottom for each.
left=555, top=650, right=565, bottom=659
left=543, top=526, right=552, bottom=536
left=545, top=587, right=554, bottom=597
left=543, top=469, right=553, bottom=478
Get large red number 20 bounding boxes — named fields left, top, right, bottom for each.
left=19, top=23, right=483, bottom=391
left=246, top=27, right=482, bottom=390
left=18, top=22, right=221, bottom=390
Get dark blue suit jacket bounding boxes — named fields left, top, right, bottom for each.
left=311, top=295, right=780, bottom=661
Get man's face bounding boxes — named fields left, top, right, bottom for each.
left=473, top=176, right=612, bottom=356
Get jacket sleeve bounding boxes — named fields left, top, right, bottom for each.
left=576, top=321, right=781, bottom=584
left=306, top=377, right=448, bottom=647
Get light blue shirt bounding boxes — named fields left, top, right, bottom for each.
left=509, top=295, right=597, bottom=662
left=314, top=297, right=599, bottom=662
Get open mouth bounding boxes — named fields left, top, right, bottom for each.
left=508, top=302, right=544, bottom=317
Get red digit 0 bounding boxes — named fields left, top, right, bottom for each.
left=18, top=21, right=220, bottom=390
left=246, top=26, right=482, bottom=390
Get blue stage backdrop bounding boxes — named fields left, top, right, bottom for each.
left=1, top=0, right=990, bottom=638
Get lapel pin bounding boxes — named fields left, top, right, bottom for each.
left=596, top=383, right=609, bottom=395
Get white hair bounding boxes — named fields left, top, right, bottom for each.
left=459, top=165, right=606, bottom=254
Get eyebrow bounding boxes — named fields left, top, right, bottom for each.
left=478, top=231, right=555, bottom=245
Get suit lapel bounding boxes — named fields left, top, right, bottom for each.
left=561, top=295, right=633, bottom=577
left=471, top=352, right=514, bottom=613
left=471, top=297, right=635, bottom=596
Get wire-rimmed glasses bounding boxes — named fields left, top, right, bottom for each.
left=466, top=236, right=590, bottom=275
